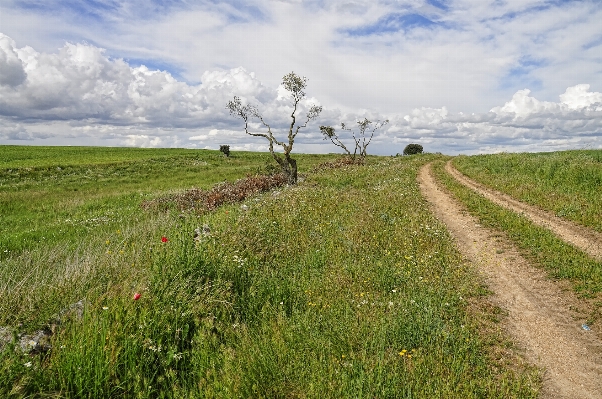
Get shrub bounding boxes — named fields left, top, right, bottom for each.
left=403, top=143, right=423, bottom=155
left=219, top=145, right=230, bottom=157
left=142, top=173, right=288, bottom=212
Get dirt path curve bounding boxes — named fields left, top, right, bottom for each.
left=418, top=162, right=602, bottom=399
left=445, top=161, right=602, bottom=261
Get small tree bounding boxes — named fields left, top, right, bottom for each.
left=319, top=125, right=356, bottom=159
left=320, top=118, right=388, bottom=161
left=403, top=143, right=423, bottom=155
left=227, top=72, right=322, bottom=185
left=219, top=145, right=230, bottom=157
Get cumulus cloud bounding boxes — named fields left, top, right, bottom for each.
left=491, top=89, right=560, bottom=117
left=0, top=33, right=327, bottom=150
left=0, top=34, right=279, bottom=129
left=0, top=34, right=27, bottom=87
left=0, top=32, right=601, bottom=155
left=560, top=84, right=602, bottom=111
left=403, top=107, right=449, bottom=129
left=375, top=84, right=602, bottom=154
left=488, top=85, right=602, bottom=119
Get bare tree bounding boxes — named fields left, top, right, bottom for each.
left=227, top=72, right=322, bottom=185
left=319, top=125, right=357, bottom=159
left=320, top=118, right=388, bottom=161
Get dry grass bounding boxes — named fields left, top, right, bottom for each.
left=142, top=173, right=289, bottom=212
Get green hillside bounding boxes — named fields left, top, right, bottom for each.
left=0, top=146, right=540, bottom=397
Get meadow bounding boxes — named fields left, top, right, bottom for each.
left=0, top=146, right=538, bottom=397
left=0, top=146, right=330, bottom=260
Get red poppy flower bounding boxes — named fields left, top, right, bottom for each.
left=161, top=236, right=168, bottom=243
left=133, top=293, right=141, bottom=300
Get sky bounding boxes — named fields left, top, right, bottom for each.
left=0, top=0, right=601, bottom=155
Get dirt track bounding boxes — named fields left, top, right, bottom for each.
left=445, top=161, right=602, bottom=261
left=418, top=162, right=602, bottom=399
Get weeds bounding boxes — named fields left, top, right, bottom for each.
left=0, top=149, right=539, bottom=397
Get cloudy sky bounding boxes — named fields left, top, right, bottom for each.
left=1, top=0, right=601, bottom=155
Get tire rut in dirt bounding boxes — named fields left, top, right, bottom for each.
left=445, top=160, right=602, bottom=262
left=418, top=162, right=602, bottom=399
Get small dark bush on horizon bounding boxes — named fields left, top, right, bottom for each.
left=219, top=145, right=230, bottom=157
left=403, top=143, right=423, bottom=155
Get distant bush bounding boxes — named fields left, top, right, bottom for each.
left=219, top=145, right=230, bottom=157
left=403, top=144, right=423, bottom=155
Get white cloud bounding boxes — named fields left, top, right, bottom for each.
left=2, top=1, right=601, bottom=119
left=0, top=34, right=27, bottom=87
left=122, top=134, right=183, bottom=148
left=380, top=84, right=602, bottom=153
left=490, top=89, right=560, bottom=117
left=403, top=107, right=449, bottom=128
left=560, top=84, right=602, bottom=111
left=0, top=35, right=276, bottom=129
left=1, top=0, right=602, bottom=158
left=489, top=85, right=602, bottom=121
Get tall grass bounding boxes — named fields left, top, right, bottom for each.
left=452, top=150, right=602, bottom=233
left=0, top=146, right=331, bottom=260
left=1, top=150, right=539, bottom=397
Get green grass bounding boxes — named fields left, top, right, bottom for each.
left=0, top=148, right=539, bottom=397
left=452, top=150, right=602, bottom=233
left=432, top=159, right=602, bottom=319
left=0, top=146, right=331, bottom=260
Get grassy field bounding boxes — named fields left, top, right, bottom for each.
left=432, top=160, right=602, bottom=322
left=0, top=146, right=331, bottom=260
left=452, top=150, right=602, bottom=233
left=0, top=147, right=539, bottom=397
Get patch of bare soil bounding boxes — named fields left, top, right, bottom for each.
left=445, top=161, right=602, bottom=262
left=418, top=163, right=602, bottom=399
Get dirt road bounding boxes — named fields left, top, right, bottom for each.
left=418, top=162, right=602, bottom=398
left=445, top=161, right=602, bottom=261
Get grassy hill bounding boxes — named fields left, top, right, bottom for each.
left=1, top=146, right=541, bottom=397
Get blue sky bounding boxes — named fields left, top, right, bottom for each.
left=0, top=0, right=601, bottom=154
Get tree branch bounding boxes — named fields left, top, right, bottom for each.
left=320, top=125, right=352, bottom=155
